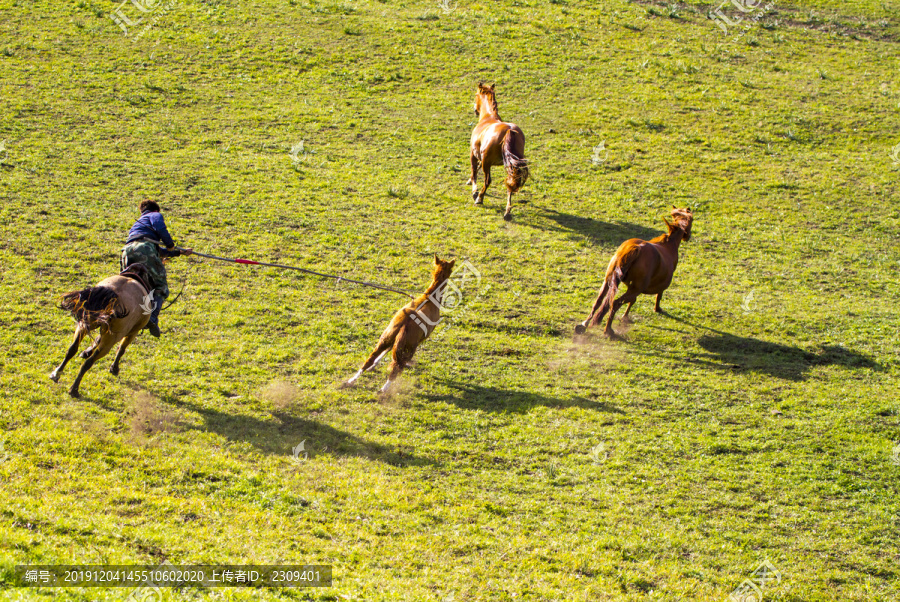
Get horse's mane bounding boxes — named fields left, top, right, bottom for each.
left=478, top=84, right=499, bottom=115
left=650, top=228, right=670, bottom=244
left=655, top=213, right=692, bottom=243
left=486, top=91, right=498, bottom=114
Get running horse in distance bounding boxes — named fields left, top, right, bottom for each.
left=575, top=207, right=693, bottom=338
left=50, top=264, right=154, bottom=397
left=467, top=83, right=529, bottom=220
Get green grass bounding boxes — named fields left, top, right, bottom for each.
left=1, top=0, right=899, bottom=600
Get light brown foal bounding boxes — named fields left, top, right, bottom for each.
left=342, top=255, right=456, bottom=395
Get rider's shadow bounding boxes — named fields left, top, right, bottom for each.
left=169, top=397, right=435, bottom=467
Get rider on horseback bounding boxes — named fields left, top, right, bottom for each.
left=121, top=200, right=192, bottom=338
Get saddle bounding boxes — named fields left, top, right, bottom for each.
left=120, top=263, right=153, bottom=295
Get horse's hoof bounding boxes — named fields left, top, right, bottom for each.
left=338, top=381, right=355, bottom=390
left=49, top=372, right=59, bottom=383
left=68, top=388, right=80, bottom=399
left=110, top=366, right=119, bottom=377
left=574, top=324, right=586, bottom=335
left=503, top=212, right=513, bottom=221
left=80, top=350, right=91, bottom=359
left=465, top=179, right=473, bottom=186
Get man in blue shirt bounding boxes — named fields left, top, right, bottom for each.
left=121, top=200, right=192, bottom=337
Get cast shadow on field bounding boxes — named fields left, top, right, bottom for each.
left=170, top=398, right=433, bottom=467
left=424, top=381, right=625, bottom=414
left=646, top=315, right=882, bottom=382
left=525, top=207, right=660, bottom=246
left=467, top=317, right=567, bottom=338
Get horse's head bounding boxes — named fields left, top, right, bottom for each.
left=431, top=254, right=456, bottom=282
left=474, top=82, right=497, bottom=118
left=666, top=206, right=693, bottom=241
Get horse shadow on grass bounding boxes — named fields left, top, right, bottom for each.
left=424, top=381, right=625, bottom=414
left=168, top=398, right=434, bottom=467
left=523, top=207, right=661, bottom=246
left=644, top=316, right=882, bottom=382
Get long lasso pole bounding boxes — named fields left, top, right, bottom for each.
left=184, top=249, right=417, bottom=299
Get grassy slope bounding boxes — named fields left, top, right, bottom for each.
left=1, top=0, right=899, bottom=600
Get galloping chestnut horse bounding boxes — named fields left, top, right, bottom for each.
left=50, top=265, right=153, bottom=397
left=468, top=83, right=529, bottom=220
left=342, top=255, right=455, bottom=395
left=575, top=206, right=693, bottom=338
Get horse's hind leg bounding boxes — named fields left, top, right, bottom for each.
left=342, top=338, right=394, bottom=388
left=50, top=327, right=87, bottom=383
left=380, top=345, right=413, bottom=397
left=654, top=292, right=664, bottom=313
left=575, top=282, right=610, bottom=335
left=109, top=333, right=138, bottom=376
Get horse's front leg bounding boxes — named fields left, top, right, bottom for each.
left=69, top=337, right=113, bottom=398
left=468, top=149, right=481, bottom=203
left=503, top=190, right=513, bottom=221
left=109, top=333, right=138, bottom=376
left=80, top=340, right=98, bottom=359
left=605, top=291, right=638, bottom=339
left=621, top=300, right=637, bottom=323
left=477, top=163, right=491, bottom=205
left=50, top=327, right=86, bottom=383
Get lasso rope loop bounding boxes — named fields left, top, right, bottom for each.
left=159, top=260, right=199, bottom=311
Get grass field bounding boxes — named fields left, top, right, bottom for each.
left=1, top=0, right=899, bottom=600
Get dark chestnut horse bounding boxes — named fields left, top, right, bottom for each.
left=467, top=83, right=529, bottom=220
left=342, top=255, right=456, bottom=395
left=575, top=207, right=693, bottom=338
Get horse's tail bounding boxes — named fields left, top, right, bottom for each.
left=597, top=243, right=642, bottom=320
left=502, top=128, right=529, bottom=193
left=60, top=286, right=123, bottom=332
